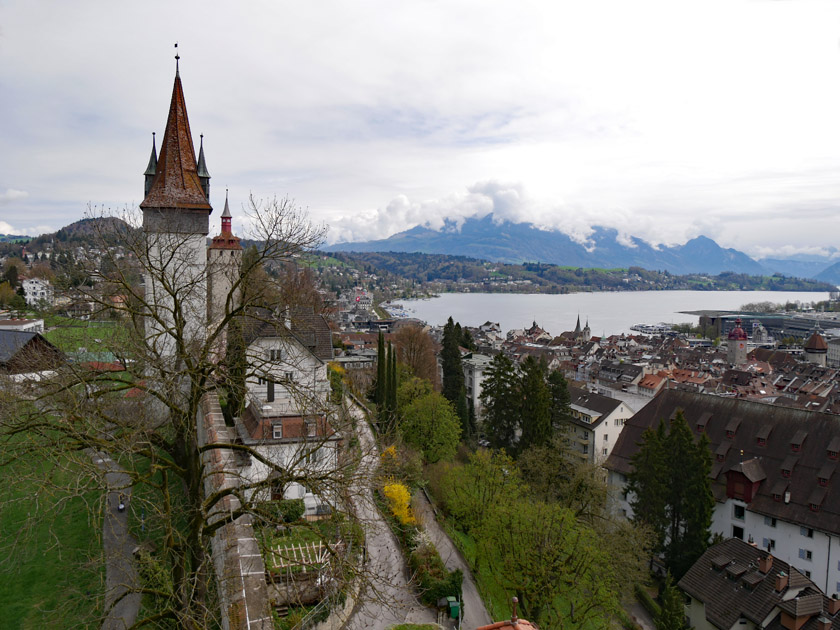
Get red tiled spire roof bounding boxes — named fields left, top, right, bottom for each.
left=140, top=70, right=212, bottom=211
left=209, top=191, right=242, bottom=250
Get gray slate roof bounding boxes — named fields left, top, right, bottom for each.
left=605, top=389, right=840, bottom=535
left=679, top=538, right=812, bottom=630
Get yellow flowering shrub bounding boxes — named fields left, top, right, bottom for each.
left=381, top=445, right=397, bottom=462
left=383, top=482, right=415, bottom=525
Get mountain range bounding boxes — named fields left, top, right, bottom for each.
left=328, top=215, right=840, bottom=283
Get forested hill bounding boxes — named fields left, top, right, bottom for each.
left=323, top=250, right=836, bottom=293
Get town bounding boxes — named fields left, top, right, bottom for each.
left=3, top=56, right=840, bottom=630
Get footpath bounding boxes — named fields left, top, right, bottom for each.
left=414, top=492, right=493, bottom=629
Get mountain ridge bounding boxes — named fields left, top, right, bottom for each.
left=328, top=215, right=777, bottom=276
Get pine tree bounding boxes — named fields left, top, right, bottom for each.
left=548, top=369, right=571, bottom=432
left=479, top=352, right=519, bottom=451
left=627, top=421, right=669, bottom=551
left=628, top=411, right=713, bottom=579
left=518, top=356, right=552, bottom=452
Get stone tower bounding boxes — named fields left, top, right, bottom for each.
left=207, top=191, right=242, bottom=327
left=804, top=326, right=827, bottom=366
left=139, top=59, right=212, bottom=354
left=727, top=318, right=748, bottom=366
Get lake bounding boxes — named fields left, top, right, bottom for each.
left=397, top=290, right=833, bottom=336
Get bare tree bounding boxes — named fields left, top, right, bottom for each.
left=0, top=196, right=371, bottom=628
left=392, top=324, right=439, bottom=387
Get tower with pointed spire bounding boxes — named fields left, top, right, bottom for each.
left=207, top=190, right=242, bottom=326
left=140, top=57, right=212, bottom=353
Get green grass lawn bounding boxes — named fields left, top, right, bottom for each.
left=0, top=460, right=104, bottom=628
left=439, top=520, right=512, bottom=621
left=43, top=316, right=124, bottom=356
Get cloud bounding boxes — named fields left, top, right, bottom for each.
left=0, top=188, right=29, bottom=204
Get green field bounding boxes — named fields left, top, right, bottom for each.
left=0, top=457, right=104, bottom=628
left=44, top=316, right=125, bottom=357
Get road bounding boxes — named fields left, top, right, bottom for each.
left=91, top=450, right=141, bottom=630
left=343, top=399, right=437, bottom=630
left=414, top=492, right=493, bottom=629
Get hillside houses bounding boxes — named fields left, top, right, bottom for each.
left=606, top=389, right=840, bottom=596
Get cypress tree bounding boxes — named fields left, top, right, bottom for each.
left=375, top=331, right=385, bottom=407
left=442, top=317, right=469, bottom=438
left=388, top=342, right=398, bottom=423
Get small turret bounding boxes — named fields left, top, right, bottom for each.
left=143, top=132, right=157, bottom=197
left=196, top=134, right=210, bottom=200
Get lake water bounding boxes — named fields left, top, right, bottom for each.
left=397, top=290, right=832, bottom=336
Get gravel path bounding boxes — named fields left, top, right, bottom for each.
left=91, top=450, right=141, bottom=630
left=342, top=399, right=437, bottom=630
left=414, top=492, right=493, bottom=629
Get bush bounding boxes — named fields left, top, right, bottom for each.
left=635, top=583, right=661, bottom=618
left=384, top=482, right=416, bottom=525
left=256, top=499, right=306, bottom=524
left=409, top=545, right=463, bottom=605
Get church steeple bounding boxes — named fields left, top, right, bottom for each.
left=143, top=132, right=157, bottom=198
left=196, top=134, right=210, bottom=199
left=140, top=61, right=212, bottom=212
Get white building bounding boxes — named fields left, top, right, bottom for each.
left=463, top=352, right=493, bottom=418
left=606, top=390, right=840, bottom=596
left=566, top=386, right=634, bottom=464
left=22, top=278, right=53, bottom=307
left=235, top=308, right=339, bottom=517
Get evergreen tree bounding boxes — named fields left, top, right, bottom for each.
left=462, top=328, right=477, bottom=351
left=657, top=572, right=686, bottom=630
left=388, top=342, right=398, bottom=422
left=479, top=352, right=519, bottom=451
left=442, top=316, right=469, bottom=438
left=374, top=331, right=385, bottom=407
left=628, top=411, right=713, bottom=579
left=548, top=369, right=571, bottom=432
left=627, top=421, right=669, bottom=551
left=518, top=356, right=552, bottom=452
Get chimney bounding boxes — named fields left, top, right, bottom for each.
left=828, top=595, right=840, bottom=615
left=785, top=491, right=791, bottom=504
left=776, top=571, right=789, bottom=592
left=817, top=617, right=832, bottom=630
left=759, top=554, right=774, bottom=574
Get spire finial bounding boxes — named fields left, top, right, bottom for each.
left=174, top=42, right=180, bottom=76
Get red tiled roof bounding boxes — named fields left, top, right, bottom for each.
left=140, top=72, right=211, bottom=211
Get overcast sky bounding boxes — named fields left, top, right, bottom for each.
left=3, top=0, right=840, bottom=259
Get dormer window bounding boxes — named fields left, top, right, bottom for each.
left=829, top=450, right=838, bottom=461
left=272, top=423, right=283, bottom=439
left=792, top=442, right=801, bottom=453
left=726, top=429, right=735, bottom=439
left=819, top=476, right=828, bottom=487
left=782, top=468, right=791, bottom=479
left=757, top=437, right=766, bottom=447
left=810, top=503, right=820, bottom=512
left=697, top=423, right=705, bottom=433
left=717, top=453, right=725, bottom=462
left=773, top=492, right=782, bottom=502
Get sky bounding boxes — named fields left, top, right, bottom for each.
left=3, top=0, right=840, bottom=260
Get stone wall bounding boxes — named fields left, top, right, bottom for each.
left=198, top=393, right=273, bottom=630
